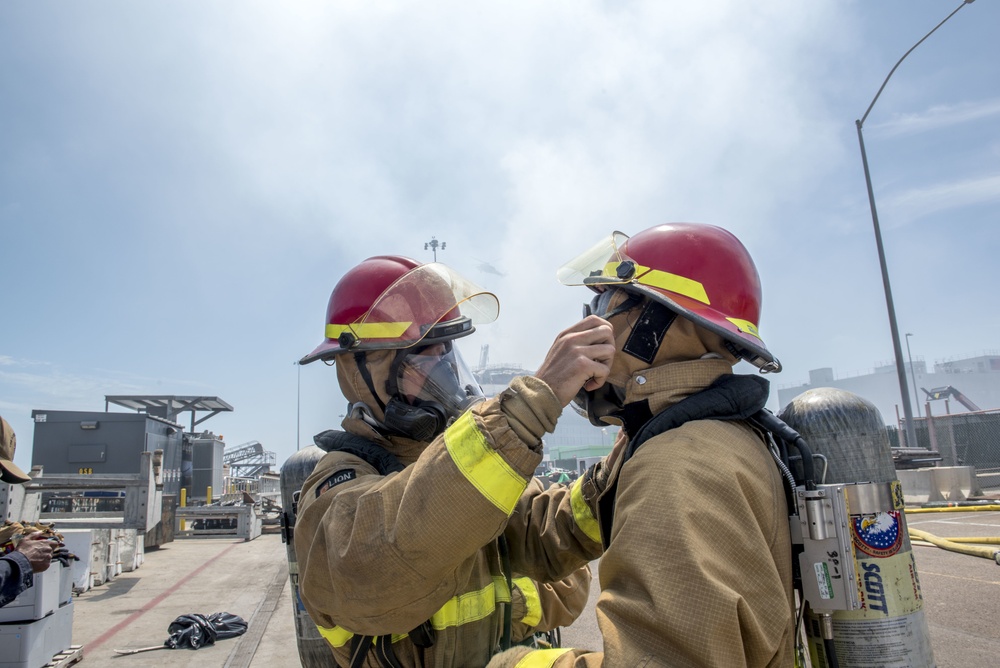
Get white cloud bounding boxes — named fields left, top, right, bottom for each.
left=883, top=172, right=1000, bottom=224
left=872, top=98, right=1000, bottom=137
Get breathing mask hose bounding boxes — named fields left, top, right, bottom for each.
left=752, top=410, right=816, bottom=489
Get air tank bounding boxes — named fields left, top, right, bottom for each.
left=280, top=445, right=336, bottom=667
left=779, top=387, right=896, bottom=485
left=781, top=387, right=935, bottom=667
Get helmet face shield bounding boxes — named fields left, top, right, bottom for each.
left=556, top=231, right=631, bottom=288
left=349, top=263, right=498, bottom=350
left=309, top=262, right=499, bottom=362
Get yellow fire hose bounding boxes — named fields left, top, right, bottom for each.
left=905, top=504, right=1000, bottom=513
left=908, top=527, right=1000, bottom=564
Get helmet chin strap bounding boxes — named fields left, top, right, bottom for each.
left=354, top=352, right=387, bottom=413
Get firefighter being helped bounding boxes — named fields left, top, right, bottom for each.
left=490, top=223, right=795, bottom=667
left=294, top=256, right=617, bottom=667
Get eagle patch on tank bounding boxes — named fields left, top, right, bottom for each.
left=851, top=511, right=902, bottom=558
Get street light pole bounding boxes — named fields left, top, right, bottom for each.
left=855, top=0, right=974, bottom=449
left=905, top=333, right=921, bottom=419
left=295, top=360, right=301, bottom=451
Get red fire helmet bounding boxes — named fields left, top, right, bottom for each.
left=300, top=256, right=499, bottom=365
left=557, top=223, right=780, bottom=372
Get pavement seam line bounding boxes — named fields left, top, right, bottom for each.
left=223, top=562, right=288, bottom=668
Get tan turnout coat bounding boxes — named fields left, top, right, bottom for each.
left=494, top=360, right=796, bottom=668
left=295, top=376, right=604, bottom=667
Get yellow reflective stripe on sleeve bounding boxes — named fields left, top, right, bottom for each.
left=444, top=411, right=527, bottom=514
left=316, top=624, right=354, bottom=648
left=570, top=476, right=601, bottom=544
left=725, top=317, right=762, bottom=340
left=494, top=574, right=512, bottom=604
left=430, top=577, right=508, bottom=629
left=316, top=625, right=408, bottom=648
left=325, top=322, right=412, bottom=340
left=515, top=648, right=573, bottom=667
left=512, top=577, right=542, bottom=627
left=635, top=266, right=710, bottom=305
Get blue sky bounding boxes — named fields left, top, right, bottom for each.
left=2, top=0, right=998, bottom=472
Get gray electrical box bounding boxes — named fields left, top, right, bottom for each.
left=30, top=410, right=183, bottom=497
left=190, top=436, right=225, bottom=501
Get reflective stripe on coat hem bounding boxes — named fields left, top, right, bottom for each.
left=515, top=648, right=573, bottom=667
left=316, top=575, right=512, bottom=647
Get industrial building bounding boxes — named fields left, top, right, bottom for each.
left=777, top=352, right=1000, bottom=426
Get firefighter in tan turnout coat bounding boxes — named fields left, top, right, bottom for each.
left=294, top=256, right=615, bottom=667
left=490, top=224, right=796, bottom=668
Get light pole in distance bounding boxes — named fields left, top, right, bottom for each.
left=905, top=333, right=921, bottom=419
left=425, top=237, right=446, bottom=262
left=855, top=0, right=975, bottom=448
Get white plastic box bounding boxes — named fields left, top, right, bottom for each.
left=0, top=566, right=62, bottom=623
left=58, top=530, right=94, bottom=593
left=58, top=565, right=72, bottom=607
left=0, top=602, right=73, bottom=668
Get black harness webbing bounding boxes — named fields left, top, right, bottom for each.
left=313, top=429, right=406, bottom=475
left=598, top=374, right=770, bottom=547
left=498, top=535, right=513, bottom=653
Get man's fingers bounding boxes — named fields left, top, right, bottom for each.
left=536, top=317, right=617, bottom=406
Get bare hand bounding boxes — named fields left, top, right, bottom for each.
left=535, top=315, right=616, bottom=407
left=16, top=533, right=53, bottom=573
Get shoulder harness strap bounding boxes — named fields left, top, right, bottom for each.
left=312, top=429, right=406, bottom=475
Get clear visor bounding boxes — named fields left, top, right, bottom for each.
left=355, top=263, right=500, bottom=349
left=556, top=231, right=631, bottom=287
left=396, top=342, right=485, bottom=420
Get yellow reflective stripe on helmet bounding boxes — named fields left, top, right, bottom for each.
left=444, top=411, right=527, bottom=514
left=512, top=577, right=542, bottom=627
left=570, top=476, right=601, bottom=544
left=325, top=322, right=412, bottom=340
left=514, top=648, right=573, bottom=667
left=634, top=264, right=710, bottom=305
left=725, top=317, right=762, bottom=340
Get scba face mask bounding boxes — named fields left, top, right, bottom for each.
left=574, top=286, right=679, bottom=426
left=383, top=342, right=485, bottom=441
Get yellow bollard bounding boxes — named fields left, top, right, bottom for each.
left=207, top=486, right=212, bottom=505
left=180, top=488, right=187, bottom=531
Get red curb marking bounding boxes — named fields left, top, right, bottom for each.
left=87, top=540, right=242, bottom=652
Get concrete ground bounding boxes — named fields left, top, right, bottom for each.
left=70, top=535, right=294, bottom=668
left=65, top=511, right=1000, bottom=667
